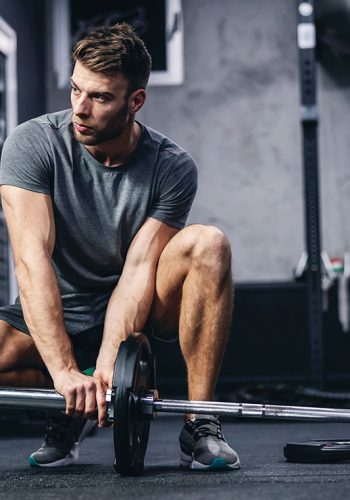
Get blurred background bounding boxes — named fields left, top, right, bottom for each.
left=1, top=0, right=350, bottom=398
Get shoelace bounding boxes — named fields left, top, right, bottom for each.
left=191, top=418, right=225, bottom=442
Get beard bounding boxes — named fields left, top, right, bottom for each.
left=72, top=103, right=129, bottom=146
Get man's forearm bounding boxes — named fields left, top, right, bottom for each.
left=16, top=255, right=79, bottom=379
left=96, top=218, right=179, bottom=376
left=96, top=264, right=155, bottom=370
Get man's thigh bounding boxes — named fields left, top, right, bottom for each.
left=149, top=226, right=199, bottom=338
left=149, top=223, right=231, bottom=339
left=0, top=320, right=45, bottom=371
left=0, top=319, right=104, bottom=374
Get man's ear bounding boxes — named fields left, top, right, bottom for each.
left=129, top=89, right=146, bottom=113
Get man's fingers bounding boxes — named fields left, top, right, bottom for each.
left=96, top=382, right=107, bottom=427
left=75, top=386, right=86, bottom=415
left=84, top=384, right=97, bottom=418
left=65, top=390, right=76, bottom=416
left=59, top=375, right=108, bottom=421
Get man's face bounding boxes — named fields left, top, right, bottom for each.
left=71, top=61, right=133, bottom=146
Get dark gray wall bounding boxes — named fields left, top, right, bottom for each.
left=0, top=0, right=46, bottom=124
left=45, top=0, right=350, bottom=282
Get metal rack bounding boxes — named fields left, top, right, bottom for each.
left=297, top=0, right=324, bottom=386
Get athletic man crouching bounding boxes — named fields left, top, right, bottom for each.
left=0, top=23, right=239, bottom=471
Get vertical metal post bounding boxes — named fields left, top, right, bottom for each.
left=296, top=1, right=324, bottom=386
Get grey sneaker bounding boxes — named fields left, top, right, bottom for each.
left=179, top=415, right=240, bottom=470
left=29, top=412, right=97, bottom=467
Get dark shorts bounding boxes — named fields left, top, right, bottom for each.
left=0, top=302, right=178, bottom=372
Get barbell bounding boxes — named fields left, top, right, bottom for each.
left=1, top=333, right=350, bottom=475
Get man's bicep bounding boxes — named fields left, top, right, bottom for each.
left=124, top=217, right=179, bottom=269
left=1, top=185, right=55, bottom=261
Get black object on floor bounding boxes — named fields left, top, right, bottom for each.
left=284, top=438, right=350, bottom=463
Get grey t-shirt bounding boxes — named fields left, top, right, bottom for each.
left=0, top=109, right=198, bottom=334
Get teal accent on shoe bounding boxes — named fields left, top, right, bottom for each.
left=29, top=456, right=39, bottom=467
left=82, top=367, right=95, bottom=376
left=208, top=458, right=229, bottom=469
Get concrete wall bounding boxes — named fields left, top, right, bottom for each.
left=318, top=69, right=350, bottom=261
left=140, top=0, right=304, bottom=282
left=44, top=0, right=350, bottom=282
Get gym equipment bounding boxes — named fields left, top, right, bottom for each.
left=2, top=334, right=350, bottom=475
left=297, top=0, right=324, bottom=386
left=110, top=333, right=155, bottom=475
left=284, top=439, right=350, bottom=463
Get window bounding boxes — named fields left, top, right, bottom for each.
left=52, top=0, right=184, bottom=88
left=0, top=16, right=17, bottom=305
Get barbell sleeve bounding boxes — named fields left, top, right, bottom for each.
left=149, top=398, right=350, bottom=421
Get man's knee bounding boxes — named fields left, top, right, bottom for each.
left=182, top=224, right=232, bottom=273
left=159, top=224, right=232, bottom=280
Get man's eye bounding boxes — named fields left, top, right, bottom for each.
left=95, top=95, right=106, bottom=102
left=71, top=86, right=79, bottom=94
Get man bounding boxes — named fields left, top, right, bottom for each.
left=0, top=23, right=239, bottom=471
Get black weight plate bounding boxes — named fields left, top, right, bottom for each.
left=113, top=333, right=155, bottom=476
left=284, top=438, right=350, bottom=463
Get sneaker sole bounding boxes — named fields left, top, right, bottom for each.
left=29, top=419, right=97, bottom=468
left=29, top=442, right=80, bottom=468
left=180, top=452, right=241, bottom=471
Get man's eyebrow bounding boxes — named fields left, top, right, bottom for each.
left=70, top=78, right=79, bottom=88
left=70, top=78, right=114, bottom=98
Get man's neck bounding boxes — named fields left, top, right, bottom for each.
left=85, top=121, right=141, bottom=167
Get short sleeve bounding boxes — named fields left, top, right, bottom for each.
left=148, top=151, right=198, bottom=229
left=0, top=120, right=52, bottom=195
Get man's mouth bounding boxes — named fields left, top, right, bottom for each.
left=74, top=122, right=93, bottom=133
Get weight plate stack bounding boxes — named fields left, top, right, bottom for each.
left=113, top=333, right=155, bottom=476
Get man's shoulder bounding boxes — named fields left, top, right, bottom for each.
left=142, top=123, right=189, bottom=159
left=141, top=123, right=197, bottom=183
left=32, top=109, right=72, bottom=132
left=9, top=109, right=72, bottom=142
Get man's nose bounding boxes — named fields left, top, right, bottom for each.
left=73, top=95, right=91, bottom=117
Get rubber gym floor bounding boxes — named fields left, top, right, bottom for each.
left=0, top=416, right=350, bottom=499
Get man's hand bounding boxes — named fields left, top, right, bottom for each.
left=93, top=366, right=114, bottom=391
left=54, top=370, right=108, bottom=427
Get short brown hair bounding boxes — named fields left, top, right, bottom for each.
left=72, top=23, right=152, bottom=93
